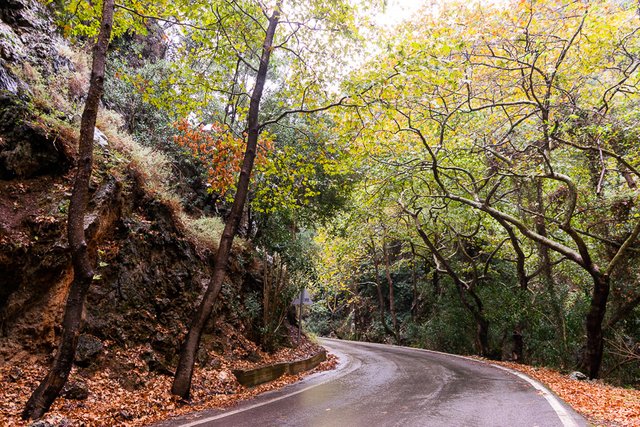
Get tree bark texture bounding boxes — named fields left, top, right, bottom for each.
left=511, top=324, right=524, bottom=362
left=533, top=181, right=568, bottom=357
left=171, top=8, right=280, bottom=399
left=370, top=239, right=394, bottom=338
left=412, top=219, right=490, bottom=357
left=584, top=273, right=610, bottom=378
left=475, top=314, right=490, bottom=357
left=409, top=243, right=418, bottom=321
left=22, top=0, right=114, bottom=420
left=382, top=237, right=400, bottom=343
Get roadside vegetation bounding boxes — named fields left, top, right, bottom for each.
left=309, top=0, right=640, bottom=392
left=0, top=0, right=638, bottom=424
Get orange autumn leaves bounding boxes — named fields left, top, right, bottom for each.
left=0, top=335, right=330, bottom=426
left=173, top=119, right=273, bottom=198
left=492, top=361, right=640, bottom=426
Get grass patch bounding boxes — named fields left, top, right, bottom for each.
left=179, top=214, right=249, bottom=253
left=179, top=215, right=224, bottom=251
left=13, top=41, right=249, bottom=257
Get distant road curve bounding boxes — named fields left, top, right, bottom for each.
left=157, top=338, right=587, bottom=427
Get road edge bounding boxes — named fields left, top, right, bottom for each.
left=162, top=343, right=359, bottom=427
left=488, top=363, right=580, bottom=427
left=319, top=338, right=585, bottom=427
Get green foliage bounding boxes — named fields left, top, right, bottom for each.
left=252, top=118, right=354, bottom=223
left=308, top=0, right=640, bottom=383
left=103, top=52, right=176, bottom=146
left=103, top=40, right=217, bottom=211
left=259, top=252, right=299, bottom=351
left=243, top=291, right=262, bottom=324
left=46, top=0, right=170, bottom=39
left=43, top=0, right=639, bottom=383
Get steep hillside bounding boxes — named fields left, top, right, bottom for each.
left=0, top=1, right=320, bottom=424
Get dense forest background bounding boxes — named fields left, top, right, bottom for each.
left=307, top=0, right=640, bottom=388
left=0, top=0, right=639, bottom=423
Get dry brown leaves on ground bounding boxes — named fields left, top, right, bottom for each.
left=0, top=339, right=332, bottom=427
left=490, top=361, right=640, bottom=427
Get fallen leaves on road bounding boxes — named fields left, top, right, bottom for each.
left=0, top=336, right=335, bottom=426
left=490, top=361, right=640, bottom=427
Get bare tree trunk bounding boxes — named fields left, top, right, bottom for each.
left=584, top=273, right=610, bottom=378
left=432, top=268, right=440, bottom=296
left=511, top=324, right=524, bottom=362
left=496, top=218, right=528, bottom=291
left=224, top=58, right=242, bottom=127
left=534, top=181, right=568, bottom=358
left=171, top=8, right=280, bottom=399
left=22, top=0, right=114, bottom=419
left=494, top=217, right=528, bottom=361
left=465, top=286, right=490, bottom=357
left=409, top=242, right=418, bottom=321
left=475, top=312, right=490, bottom=357
left=382, top=237, right=400, bottom=343
left=370, top=238, right=394, bottom=338
left=411, top=216, right=490, bottom=356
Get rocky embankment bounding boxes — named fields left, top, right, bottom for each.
left=0, top=1, right=321, bottom=425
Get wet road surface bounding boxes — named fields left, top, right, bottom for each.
left=157, top=338, right=587, bottom=427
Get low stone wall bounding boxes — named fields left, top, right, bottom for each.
left=232, top=349, right=327, bottom=387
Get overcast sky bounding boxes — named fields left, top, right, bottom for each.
left=375, top=0, right=508, bottom=28
left=375, top=0, right=429, bottom=27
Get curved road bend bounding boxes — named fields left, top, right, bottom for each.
left=156, top=338, right=587, bottom=427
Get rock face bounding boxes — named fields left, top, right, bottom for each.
left=0, top=0, right=265, bottom=372
left=0, top=154, right=262, bottom=364
left=94, top=127, right=109, bottom=148
left=0, top=66, right=18, bottom=94
left=0, top=0, right=75, bottom=180
left=74, top=334, right=104, bottom=366
left=0, top=0, right=70, bottom=78
left=569, top=371, right=588, bottom=381
left=28, top=414, right=73, bottom=427
left=0, top=95, right=74, bottom=179
left=61, top=381, right=89, bottom=400
left=141, top=349, right=174, bottom=376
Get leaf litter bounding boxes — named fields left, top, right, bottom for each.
left=0, top=337, right=337, bottom=426
left=489, top=360, right=640, bottom=427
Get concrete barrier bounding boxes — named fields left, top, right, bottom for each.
left=233, top=349, right=327, bottom=387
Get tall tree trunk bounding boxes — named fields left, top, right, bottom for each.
left=411, top=217, right=489, bottom=356
left=22, top=0, right=115, bottom=419
left=466, top=286, right=490, bottom=357
left=475, top=313, right=490, bottom=357
left=224, top=58, right=242, bottom=127
left=496, top=218, right=528, bottom=291
left=370, top=238, right=394, bottom=338
left=584, top=272, right=610, bottom=378
left=534, top=180, right=568, bottom=359
left=171, top=8, right=280, bottom=399
left=432, top=268, right=440, bottom=296
left=382, top=237, right=399, bottom=343
left=495, top=217, right=528, bottom=361
left=409, top=242, right=418, bottom=321
left=511, top=324, right=524, bottom=362
left=582, top=145, right=617, bottom=378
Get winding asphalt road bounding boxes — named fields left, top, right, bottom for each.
left=157, top=338, right=587, bottom=427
